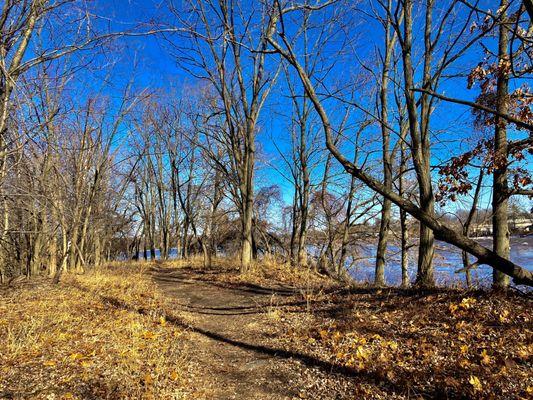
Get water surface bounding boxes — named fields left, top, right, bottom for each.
left=348, top=236, right=533, bottom=287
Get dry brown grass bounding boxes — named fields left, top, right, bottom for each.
left=177, top=255, right=330, bottom=287
left=0, top=262, right=193, bottom=400
left=165, top=255, right=330, bottom=287
left=168, top=255, right=238, bottom=271
left=241, top=256, right=331, bottom=287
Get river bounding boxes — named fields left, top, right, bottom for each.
left=348, top=236, right=533, bottom=287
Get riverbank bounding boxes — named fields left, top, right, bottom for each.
left=154, top=259, right=532, bottom=399
left=1, top=260, right=531, bottom=399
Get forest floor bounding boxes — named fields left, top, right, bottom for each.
left=153, top=260, right=532, bottom=400
left=1, top=260, right=531, bottom=399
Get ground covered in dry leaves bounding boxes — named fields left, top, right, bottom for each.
left=273, top=287, right=532, bottom=399
left=160, top=259, right=532, bottom=400
left=1, top=260, right=532, bottom=400
left=0, top=264, right=193, bottom=399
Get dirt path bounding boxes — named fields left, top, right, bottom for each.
left=153, top=266, right=313, bottom=399
left=152, top=266, right=533, bottom=400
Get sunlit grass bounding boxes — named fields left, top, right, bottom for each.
left=0, top=262, right=190, bottom=399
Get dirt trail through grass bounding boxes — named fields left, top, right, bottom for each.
left=153, top=265, right=533, bottom=400
left=152, top=266, right=324, bottom=400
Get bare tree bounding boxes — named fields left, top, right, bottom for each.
left=171, top=0, right=280, bottom=271
left=264, top=0, right=533, bottom=286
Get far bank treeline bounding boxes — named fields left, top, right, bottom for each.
left=0, top=0, right=531, bottom=288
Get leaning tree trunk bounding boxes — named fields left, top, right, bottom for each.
left=265, top=18, right=533, bottom=287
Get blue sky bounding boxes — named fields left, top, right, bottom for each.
left=61, top=0, right=531, bottom=215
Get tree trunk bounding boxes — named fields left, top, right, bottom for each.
left=400, top=212, right=410, bottom=288
left=296, top=176, right=309, bottom=268
left=492, top=0, right=511, bottom=290
left=240, top=203, right=253, bottom=272
left=339, top=173, right=357, bottom=277
left=289, top=187, right=299, bottom=265
left=417, top=192, right=435, bottom=286
left=398, top=120, right=410, bottom=288
left=375, top=202, right=391, bottom=286
left=400, top=0, right=435, bottom=287
left=48, top=210, right=58, bottom=277
left=297, top=114, right=310, bottom=268
left=375, top=0, right=395, bottom=287
left=240, top=123, right=255, bottom=273
left=461, top=170, right=484, bottom=288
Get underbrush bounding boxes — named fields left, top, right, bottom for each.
left=0, top=262, right=191, bottom=399
left=167, top=255, right=332, bottom=288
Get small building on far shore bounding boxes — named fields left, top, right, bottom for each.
left=471, top=215, right=533, bottom=237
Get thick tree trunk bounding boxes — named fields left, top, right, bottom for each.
left=417, top=187, right=435, bottom=286
left=69, top=224, right=80, bottom=271
left=52, top=241, right=71, bottom=284
left=400, top=0, right=435, bottom=287
left=492, top=0, right=511, bottom=289
left=48, top=210, right=58, bottom=277
left=375, top=0, right=395, bottom=287
left=240, top=123, right=255, bottom=273
left=240, top=203, right=254, bottom=272
left=199, top=238, right=211, bottom=268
